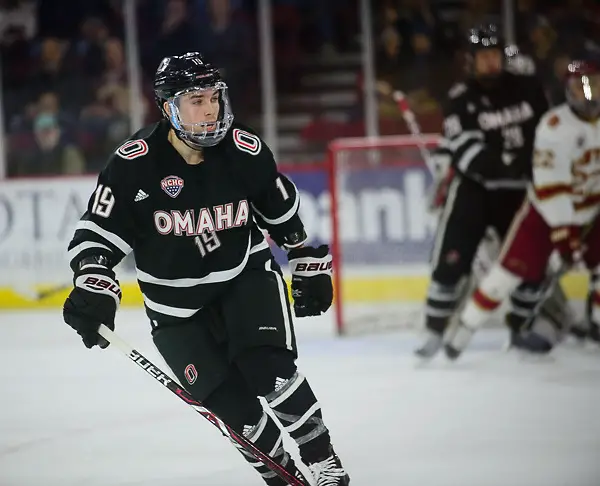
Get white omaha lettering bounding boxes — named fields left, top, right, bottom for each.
left=154, top=200, right=249, bottom=236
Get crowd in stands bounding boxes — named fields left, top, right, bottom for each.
left=374, top=0, right=599, bottom=133
left=0, top=0, right=598, bottom=177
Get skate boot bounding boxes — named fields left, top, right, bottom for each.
left=415, top=329, right=444, bottom=359
left=263, top=459, right=308, bottom=486
left=569, top=322, right=589, bottom=341
left=511, top=330, right=553, bottom=354
left=444, top=321, right=474, bottom=360
left=504, top=312, right=527, bottom=349
left=308, top=445, right=350, bottom=486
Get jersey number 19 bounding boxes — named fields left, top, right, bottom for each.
left=194, top=232, right=222, bottom=257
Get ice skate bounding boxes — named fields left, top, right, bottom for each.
left=308, top=446, right=350, bottom=486
left=444, top=321, right=474, bottom=360
left=511, top=330, right=553, bottom=354
left=414, top=329, right=444, bottom=359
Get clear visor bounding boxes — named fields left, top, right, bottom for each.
left=567, top=74, right=600, bottom=102
left=166, top=82, right=234, bottom=147
left=566, top=74, right=600, bottom=118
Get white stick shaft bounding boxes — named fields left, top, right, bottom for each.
left=98, top=324, right=134, bottom=354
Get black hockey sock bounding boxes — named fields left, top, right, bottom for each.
left=265, top=371, right=331, bottom=465
left=425, top=280, right=461, bottom=334
left=203, top=369, right=301, bottom=486
left=241, top=411, right=303, bottom=486
left=508, top=283, right=544, bottom=332
left=235, top=347, right=332, bottom=465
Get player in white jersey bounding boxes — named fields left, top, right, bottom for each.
left=443, top=59, right=600, bottom=358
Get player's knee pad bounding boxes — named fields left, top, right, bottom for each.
left=234, top=346, right=297, bottom=397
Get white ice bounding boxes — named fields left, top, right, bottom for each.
left=1, top=308, right=599, bottom=486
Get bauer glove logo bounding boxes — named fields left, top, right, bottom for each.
left=82, top=276, right=123, bottom=300
left=294, top=261, right=333, bottom=274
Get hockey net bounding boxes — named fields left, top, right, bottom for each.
left=326, top=135, right=441, bottom=335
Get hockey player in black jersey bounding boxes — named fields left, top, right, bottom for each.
left=62, top=52, right=349, bottom=486
left=415, top=24, right=550, bottom=359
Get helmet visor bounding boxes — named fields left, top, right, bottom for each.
left=166, top=82, right=234, bottom=147
left=566, top=73, right=600, bottom=118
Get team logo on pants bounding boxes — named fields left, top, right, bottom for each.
left=184, top=364, right=198, bottom=385
left=161, top=175, right=184, bottom=198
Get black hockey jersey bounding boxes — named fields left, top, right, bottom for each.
left=438, top=72, right=549, bottom=189
left=67, top=120, right=304, bottom=322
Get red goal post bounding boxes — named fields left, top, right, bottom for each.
left=326, top=134, right=441, bottom=335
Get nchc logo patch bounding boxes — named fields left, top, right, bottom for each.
left=160, top=175, right=184, bottom=198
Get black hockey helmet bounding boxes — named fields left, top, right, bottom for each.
left=154, top=52, right=234, bottom=148
left=465, top=24, right=504, bottom=79
left=565, top=59, right=600, bottom=119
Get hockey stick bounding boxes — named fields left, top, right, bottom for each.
left=97, top=324, right=308, bottom=486
left=392, top=90, right=437, bottom=175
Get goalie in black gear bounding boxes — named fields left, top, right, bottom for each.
left=415, top=24, right=551, bottom=359
left=62, top=52, right=349, bottom=486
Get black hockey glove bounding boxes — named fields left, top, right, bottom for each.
left=288, top=245, right=333, bottom=317
left=63, top=256, right=121, bottom=349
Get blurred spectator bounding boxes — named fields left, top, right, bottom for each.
left=102, top=37, right=127, bottom=83
left=9, top=113, right=85, bottom=176
left=0, top=0, right=36, bottom=41
left=303, top=0, right=356, bottom=55
left=0, top=0, right=36, bottom=88
left=145, top=0, right=197, bottom=75
left=26, top=37, right=91, bottom=114
left=72, top=16, right=110, bottom=77
left=459, top=0, right=499, bottom=32
left=198, top=0, right=253, bottom=110
left=80, top=37, right=147, bottom=171
left=376, top=0, right=448, bottom=118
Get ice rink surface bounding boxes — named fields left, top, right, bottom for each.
left=1, top=308, right=599, bottom=486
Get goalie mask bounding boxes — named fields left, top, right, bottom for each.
left=565, top=60, right=600, bottom=120
left=154, top=52, right=234, bottom=148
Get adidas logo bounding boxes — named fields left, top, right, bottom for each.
left=134, top=189, right=149, bottom=202
left=274, top=377, right=288, bottom=392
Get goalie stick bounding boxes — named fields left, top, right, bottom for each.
left=97, top=324, right=308, bottom=486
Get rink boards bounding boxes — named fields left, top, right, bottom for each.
left=0, top=269, right=589, bottom=309
left=0, top=169, right=590, bottom=310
